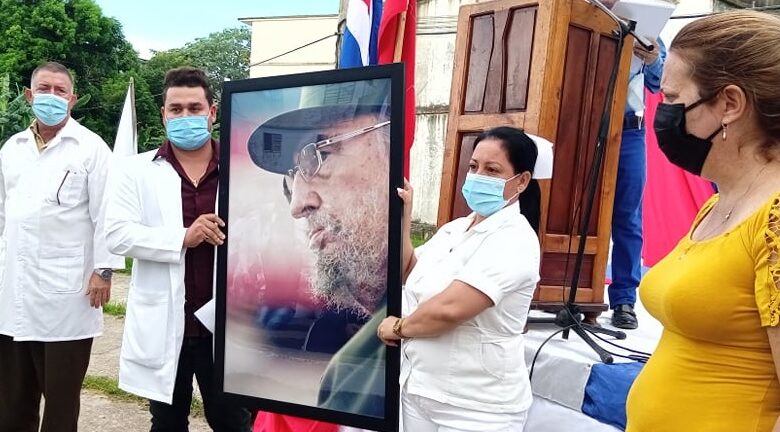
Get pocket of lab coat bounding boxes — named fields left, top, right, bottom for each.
left=45, top=169, right=87, bottom=208
left=39, top=245, right=85, bottom=294
left=123, top=292, right=170, bottom=368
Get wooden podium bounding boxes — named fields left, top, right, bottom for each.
left=437, top=0, right=634, bottom=311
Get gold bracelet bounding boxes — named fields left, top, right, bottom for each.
left=392, top=317, right=405, bottom=338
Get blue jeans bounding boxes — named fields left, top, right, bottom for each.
left=608, top=127, right=646, bottom=308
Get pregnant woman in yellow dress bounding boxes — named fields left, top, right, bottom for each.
left=625, top=10, right=780, bottom=432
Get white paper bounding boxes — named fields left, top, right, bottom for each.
left=612, top=0, right=676, bottom=41
left=194, top=299, right=216, bottom=334
left=612, top=0, right=675, bottom=73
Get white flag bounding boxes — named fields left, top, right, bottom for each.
left=113, top=78, right=137, bottom=157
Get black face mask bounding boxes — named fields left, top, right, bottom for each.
left=654, top=97, right=721, bottom=176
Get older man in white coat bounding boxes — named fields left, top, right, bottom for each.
left=104, top=67, right=252, bottom=432
left=0, top=61, right=124, bottom=432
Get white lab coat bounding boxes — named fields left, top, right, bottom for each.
left=104, top=150, right=189, bottom=403
left=0, top=118, right=123, bottom=341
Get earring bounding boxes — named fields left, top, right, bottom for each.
left=722, top=123, right=728, bottom=141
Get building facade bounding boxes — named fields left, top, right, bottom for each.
left=241, top=15, right=339, bottom=78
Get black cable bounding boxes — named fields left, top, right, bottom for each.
left=249, top=32, right=340, bottom=67
left=528, top=322, right=648, bottom=384
left=529, top=324, right=577, bottom=382
left=586, top=326, right=652, bottom=357
left=73, top=91, right=164, bottom=112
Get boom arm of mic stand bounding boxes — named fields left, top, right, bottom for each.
left=588, top=0, right=655, bottom=51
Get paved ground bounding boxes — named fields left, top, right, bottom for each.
left=78, top=273, right=212, bottom=432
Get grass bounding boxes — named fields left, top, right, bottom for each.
left=82, top=375, right=146, bottom=404
left=411, top=221, right=436, bottom=248
left=190, top=396, right=204, bottom=418
left=114, top=257, right=133, bottom=275
left=103, top=302, right=126, bottom=317
left=411, top=231, right=428, bottom=248
left=82, top=375, right=204, bottom=417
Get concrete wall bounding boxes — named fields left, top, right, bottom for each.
left=410, top=0, right=489, bottom=224
left=242, top=15, right=339, bottom=78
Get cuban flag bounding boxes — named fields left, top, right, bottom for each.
left=339, top=0, right=383, bottom=68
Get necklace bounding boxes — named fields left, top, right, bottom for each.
left=696, top=164, right=769, bottom=241
left=716, top=164, right=768, bottom=220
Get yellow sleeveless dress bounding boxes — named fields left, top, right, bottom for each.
left=626, top=194, right=780, bottom=432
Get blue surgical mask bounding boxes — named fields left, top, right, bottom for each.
left=461, top=172, right=518, bottom=217
left=166, top=116, right=211, bottom=150
left=32, top=94, right=69, bottom=126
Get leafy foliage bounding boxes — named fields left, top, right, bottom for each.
left=0, top=1, right=249, bottom=150
left=0, top=75, right=34, bottom=145
left=182, top=27, right=251, bottom=105
left=0, top=0, right=139, bottom=143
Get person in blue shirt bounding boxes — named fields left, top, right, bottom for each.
left=609, top=31, right=667, bottom=329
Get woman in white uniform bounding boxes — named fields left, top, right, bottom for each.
left=377, top=126, right=548, bottom=432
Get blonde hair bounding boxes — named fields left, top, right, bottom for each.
left=672, top=10, right=780, bottom=156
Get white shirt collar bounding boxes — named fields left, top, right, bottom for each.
left=18, top=117, right=79, bottom=145
left=443, top=204, right=522, bottom=236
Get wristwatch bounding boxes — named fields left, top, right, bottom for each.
left=94, top=268, right=113, bottom=280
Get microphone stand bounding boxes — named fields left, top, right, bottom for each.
left=526, top=0, right=646, bottom=364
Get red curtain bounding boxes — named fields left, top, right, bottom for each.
left=641, top=90, right=715, bottom=266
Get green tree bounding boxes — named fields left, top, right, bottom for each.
left=0, top=0, right=76, bottom=85
left=183, top=27, right=250, bottom=104
left=139, top=49, right=193, bottom=109
left=99, top=72, right=165, bottom=152
left=0, top=0, right=140, bottom=143
left=0, top=73, right=34, bottom=144
left=140, top=27, right=250, bottom=108
left=137, top=27, right=249, bottom=145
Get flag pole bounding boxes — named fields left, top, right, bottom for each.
left=393, top=8, right=408, bottom=62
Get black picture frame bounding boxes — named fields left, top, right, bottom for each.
left=215, top=64, right=404, bottom=432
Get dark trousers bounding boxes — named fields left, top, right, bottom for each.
left=149, top=336, right=252, bottom=432
left=608, top=127, right=647, bottom=308
left=0, top=334, right=93, bottom=432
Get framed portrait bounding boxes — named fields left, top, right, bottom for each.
left=215, top=64, right=404, bottom=432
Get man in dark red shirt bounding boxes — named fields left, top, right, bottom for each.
left=104, top=67, right=251, bottom=431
